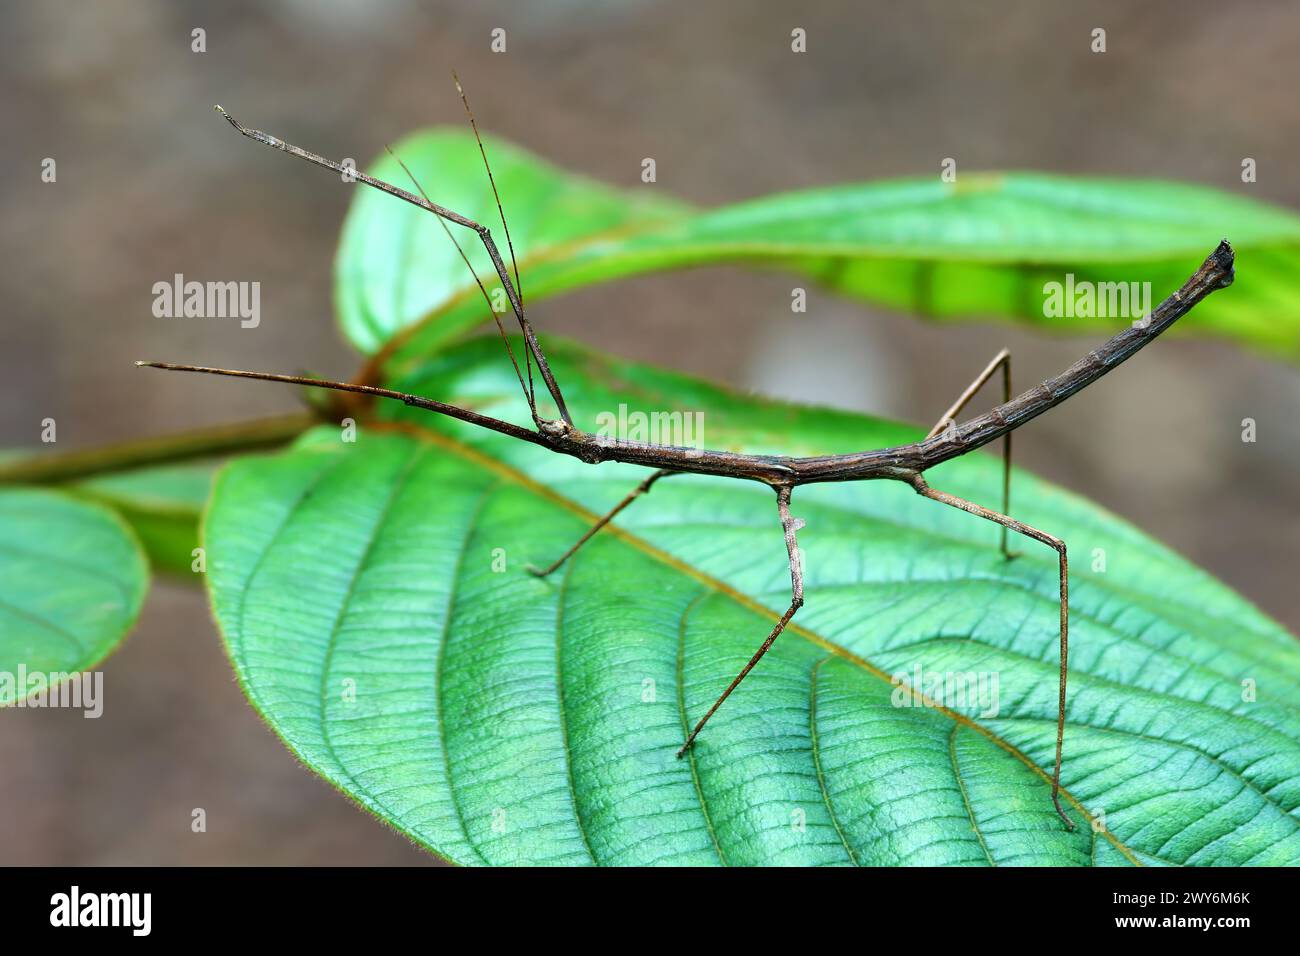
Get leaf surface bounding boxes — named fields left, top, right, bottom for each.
left=74, top=462, right=215, bottom=576
left=0, top=488, right=148, bottom=705
left=205, top=338, right=1300, bottom=865
left=335, top=130, right=1300, bottom=364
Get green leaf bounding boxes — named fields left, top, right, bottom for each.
left=73, top=462, right=215, bottom=577
left=0, top=488, right=148, bottom=705
left=205, top=337, right=1300, bottom=865
left=1, top=449, right=220, bottom=577
left=335, top=129, right=689, bottom=355
left=335, top=130, right=1300, bottom=365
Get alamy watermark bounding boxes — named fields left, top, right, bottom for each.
left=891, top=664, right=1000, bottom=718
left=50, top=886, right=150, bottom=936
left=1043, top=274, right=1152, bottom=328
left=593, top=404, right=705, bottom=453
left=1, top=667, right=102, bottom=718
left=152, top=273, right=260, bottom=328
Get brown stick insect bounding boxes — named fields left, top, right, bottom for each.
left=139, top=85, right=1237, bottom=830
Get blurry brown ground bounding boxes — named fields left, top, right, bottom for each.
left=1, top=0, right=1296, bottom=865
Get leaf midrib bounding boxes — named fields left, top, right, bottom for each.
left=810, top=655, right=860, bottom=865
left=553, top=557, right=599, bottom=864
left=676, top=589, right=728, bottom=865
left=0, top=538, right=136, bottom=609
left=315, top=444, right=426, bottom=850
left=947, top=724, right=994, bottom=866
left=369, top=419, right=1141, bottom=866
left=433, top=481, right=498, bottom=865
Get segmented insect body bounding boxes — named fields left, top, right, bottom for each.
left=141, top=91, right=1237, bottom=831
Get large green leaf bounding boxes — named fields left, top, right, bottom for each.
left=0, top=488, right=148, bottom=705
left=205, top=337, right=1300, bottom=865
left=335, top=130, right=688, bottom=355
left=336, top=129, right=1300, bottom=366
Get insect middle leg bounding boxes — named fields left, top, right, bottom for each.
left=909, top=474, right=1074, bottom=830
left=927, top=347, right=1015, bottom=558
left=528, top=469, right=677, bottom=578
left=677, top=484, right=804, bottom=758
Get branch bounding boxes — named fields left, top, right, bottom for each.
left=0, top=413, right=315, bottom=485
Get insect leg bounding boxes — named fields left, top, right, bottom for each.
left=384, top=147, right=539, bottom=423
left=677, top=485, right=804, bottom=757
left=527, top=470, right=678, bottom=578
left=213, top=105, right=573, bottom=427
left=926, top=347, right=1015, bottom=558
left=910, top=474, right=1073, bottom=830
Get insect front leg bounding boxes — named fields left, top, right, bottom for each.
left=927, top=347, right=1016, bottom=558
left=677, top=484, right=804, bottom=757
left=910, top=474, right=1073, bottom=830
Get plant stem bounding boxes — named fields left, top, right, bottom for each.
left=0, top=413, right=315, bottom=485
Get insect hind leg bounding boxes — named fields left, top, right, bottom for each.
left=927, top=347, right=1016, bottom=558
left=909, top=474, right=1073, bottom=830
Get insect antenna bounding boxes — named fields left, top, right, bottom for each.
left=211, top=103, right=574, bottom=428
left=134, top=361, right=548, bottom=446
left=384, top=144, right=539, bottom=424
left=452, top=71, right=535, bottom=406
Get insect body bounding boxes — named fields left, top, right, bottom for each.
left=141, top=94, right=1236, bottom=831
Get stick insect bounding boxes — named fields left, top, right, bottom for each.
left=139, top=86, right=1237, bottom=831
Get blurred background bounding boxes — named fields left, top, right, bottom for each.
left=1, top=0, right=1296, bottom=864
